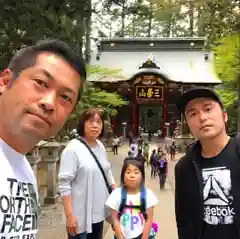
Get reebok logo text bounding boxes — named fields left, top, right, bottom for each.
left=205, top=206, right=235, bottom=217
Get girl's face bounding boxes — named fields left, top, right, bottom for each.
left=124, top=164, right=142, bottom=189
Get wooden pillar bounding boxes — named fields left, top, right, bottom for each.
left=132, top=99, right=137, bottom=137
left=162, top=84, right=168, bottom=137
left=111, top=116, right=117, bottom=134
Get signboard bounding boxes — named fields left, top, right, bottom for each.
left=136, top=86, right=163, bottom=100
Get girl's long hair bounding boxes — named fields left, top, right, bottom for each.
left=120, top=160, right=145, bottom=186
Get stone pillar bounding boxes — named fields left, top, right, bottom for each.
left=122, top=122, right=127, bottom=141
left=26, top=146, right=41, bottom=175
left=165, top=122, right=170, bottom=138
left=39, top=142, right=60, bottom=204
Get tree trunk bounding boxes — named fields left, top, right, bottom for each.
left=132, top=15, right=135, bottom=37
left=196, top=5, right=204, bottom=36
left=166, top=0, right=172, bottom=37
left=189, top=0, right=194, bottom=37
left=85, top=0, right=92, bottom=63
left=237, top=54, right=240, bottom=131
left=121, top=1, right=126, bottom=37
left=147, top=1, right=153, bottom=37
left=237, top=83, right=240, bottom=132
left=166, top=20, right=172, bottom=37
left=75, top=15, right=84, bottom=56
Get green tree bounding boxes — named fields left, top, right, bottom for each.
left=153, top=0, right=187, bottom=37
left=58, top=65, right=128, bottom=138
left=0, top=0, right=92, bottom=69
left=215, top=34, right=240, bottom=131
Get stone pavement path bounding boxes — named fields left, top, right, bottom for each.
left=105, top=143, right=180, bottom=239
left=37, top=143, right=182, bottom=239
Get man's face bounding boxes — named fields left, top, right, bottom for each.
left=0, top=52, right=81, bottom=141
left=185, top=98, right=227, bottom=140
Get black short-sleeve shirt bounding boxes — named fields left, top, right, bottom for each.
left=196, top=138, right=239, bottom=239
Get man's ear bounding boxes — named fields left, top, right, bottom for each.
left=0, top=69, right=13, bottom=95
left=223, top=110, right=228, bottom=123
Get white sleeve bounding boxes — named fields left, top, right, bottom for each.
left=105, top=188, right=122, bottom=211
left=107, top=168, right=116, bottom=185
left=146, top=188, right=159, bottom=209
left=58, top=144, right=79, bottom=196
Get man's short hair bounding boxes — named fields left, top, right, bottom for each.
left=8, top=39, right=86, bottom=81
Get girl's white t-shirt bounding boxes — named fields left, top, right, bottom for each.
left=105, top=187, right=158, bottom=239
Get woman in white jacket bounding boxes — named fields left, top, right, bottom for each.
left=58, top=108, right=116, bottom=239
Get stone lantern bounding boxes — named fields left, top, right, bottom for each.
left=26, top=144, right=42, bottom=175
left=39, top=142, right=61, bottom=204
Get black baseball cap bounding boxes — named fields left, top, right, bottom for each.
left=177, top=87, right=224, bottom=114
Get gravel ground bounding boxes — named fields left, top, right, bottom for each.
left=37, top=198, right=110, bottom=239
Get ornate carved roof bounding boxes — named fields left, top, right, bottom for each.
left=89, top=37, right=221, bottom=84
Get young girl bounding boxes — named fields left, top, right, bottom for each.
left=105, top=160, right=159, bottom=239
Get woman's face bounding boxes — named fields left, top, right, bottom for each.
left=84, top=113, right=103, bottom=139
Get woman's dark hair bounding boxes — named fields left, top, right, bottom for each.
left=120, top=160, right=145, bottom=186
left=77, top=108, right=105, bottom=138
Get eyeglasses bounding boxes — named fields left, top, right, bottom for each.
left=86, top=119, right=103, bottom=125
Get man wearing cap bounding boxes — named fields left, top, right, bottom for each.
left=175, top=87, right=240, bottom=239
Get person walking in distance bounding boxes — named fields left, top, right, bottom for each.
left=175, top=87, right=240, bottom=239
left=130, top=140, right=138, bottom=158
left=124, top=151, right=135, bottom=163
left=157, top=152, right=168, bottom=189
left=0, top=39, right=86, bottom=239
left=143, top=141, right=150, bottom=166
left=170, top=141, right=177, bottom=161
left=112, top=135, right=119, bottom=155
left=136, top=148, right=147, bottom=167
left=150, top=149, right=157, bottom=178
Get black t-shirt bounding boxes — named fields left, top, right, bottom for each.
left=196, top=138, right=239, bottom=239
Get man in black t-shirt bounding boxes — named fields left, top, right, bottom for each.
left=175, top=87, right=240, bottom=239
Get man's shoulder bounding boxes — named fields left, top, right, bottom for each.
left=175, top=146, right=195, bottom=171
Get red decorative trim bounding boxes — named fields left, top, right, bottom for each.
left=162, top=84, right=168, bottom=137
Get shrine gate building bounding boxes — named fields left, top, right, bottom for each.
left=89, top=37, right=221, bottom=137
